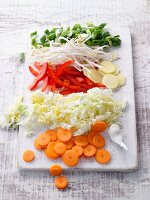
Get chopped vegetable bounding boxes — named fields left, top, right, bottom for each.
left=34, top=139, right=43, bottom=150
left=83, top=144, right=96, bottom=157
left=21, top=88, right=125, bottom=136
left=92, top=134, right=105, bottom=148
left=36, top=133, right=51, bottom=148
left=100, top=61, right=116, bottom=73
left=116, top=73, right=126, bottom=86
left=54, top=142, right=67, bottom=155
left=49, top=164, right=63, bottom=176
left=0, top=96, right=26, bottom=129
left=62, top=149, right=78, bottom=167
left=23, top=150, right=35, bottom=162
left=102, top=74, right=119, bottom=89
left=45, top=142, right=59, bottom=159
left=87, top=131, right=99, bottom=145
left=91, top=121, right=108, bottom=132
left=54, top=176, right=68, bottom=189
left=95, top=149, right=111, bottom=164
left=57, top=128, right=72, bottom=142
left=72, top=145, right=83, bottom=157
left=30, top=23, right=121, bottom=48
left=74, top=135, right=89, bottom=147
left=45, top=130, right=57, bottom=142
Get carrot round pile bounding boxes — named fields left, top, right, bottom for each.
left=22, top=121, right=111, bottom=190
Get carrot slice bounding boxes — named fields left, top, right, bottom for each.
left=74, top=135, right=89, bottom=147
left=62, top=150, right=78, bottom=167
left=72, top=145, right=83, bottom=157
left=45, top=130, right=58, bottom=142
left=37, top=133, right=51, bottom=148
left=49, top=164, right=63, bottom=176
left=45, top=142, right=59, bottom=159
left=83, top=144, right=96, bottom=157
left=54, top=176, right=68, bottom=189
left=91, top=121, right=108, bottom=132
left=34, top=139, right=43, bottom=150
left=23, top=150, right=35, bottom=162
left=54, top=142, right=67, bottom=155
left=64, top=138, right=74, bottom=149
left=88, top=131, right=99, bottom=145
left=95, top=149, right=111, bottom=164
left=57, top=128, right=72, bottom=142
left=93, top=134, right=105, bottom=148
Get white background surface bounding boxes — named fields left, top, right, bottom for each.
left=0, top=0, right=150, bottom=199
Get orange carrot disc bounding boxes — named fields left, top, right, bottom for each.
left=23, top=150, right=35, bottom=162
left=54, top=142, right=67, bottom=155
left=49, top=164, right=63, bottom=176
left=45, top=130, right=57, bottom=142
left=91, top=121, right=108, bottom=133
left=74, top=135, right=89, bottom=147
left=92, top=134, right=105, bottom=148
left=62, top=150, right=78, bottom=167
left=88, top=131, right=99, bottom=145
left=57, top=128, right=72, bottom=142
left=54, top=176, right=68, bottom=189
left=72, top=145, right=83, bottom=157
left=45, top=142, right=59, bottom=159
left=37, top=133, right=51, bottom=148
left=64, top=139, right=74, bottom=149
left=34, top=139, right=43, bottom=150
left=95, top=149, right=111, bottom=164
left=83, top=144, right=96, bottom=157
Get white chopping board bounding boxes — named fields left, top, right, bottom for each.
left=18, top=27, right=138, bottom=171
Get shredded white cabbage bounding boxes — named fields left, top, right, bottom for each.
left=0, top=97, right=26, bottom=129
left=20, top=88, right=125, bottom=136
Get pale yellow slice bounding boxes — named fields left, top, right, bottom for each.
left=113, top=66, right=120, bottom=75
left=100, top=61, right=116, bottom=74
left=102, top=74, right=119, bottom=89
left=116, top=73, right=126, bottom=86
left=83, top=68, right=103, bottom=83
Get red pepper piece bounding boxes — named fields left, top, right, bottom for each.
left=56, top=60, right=74, bottom=77
left=76, top=77, right=85, bottom=83
left=60, top=89, right=74, bottom=95
left=65, top=75, right=92, bottom=90
left=28, top=62, right=48, bottom=91
left=63, top=68, right=82, bottom=76
left=34, top=62, right=41, bottom=70
left=41, top=76, right=49, bottom=92
left=95, top=83, right=107, bottom=88
left=85, top=77, right=94, bottom=86
left=28, top=66, right=39, bottom=77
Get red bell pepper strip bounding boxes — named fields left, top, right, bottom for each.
left=55, top=60, right=74, bottom=77
left=63, top=68, right=82, bottom=76
left=60, top=89, right=74, bottom=95
left=28, top=62, right=48, bottom=90
left=76, top=77, right=85, bottom=83
left=65, top=75, right=92, bottom=90
left=28, top=66, right=39, bottom=77
left=95, top=83, right=107, bottom=88
left=34, top=62, right=41, bottom=70
left=41, top=76, right=49, bottom=92
left=85, top=77, right=94, bottom=86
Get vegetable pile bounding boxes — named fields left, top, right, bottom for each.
left=30, top=23, right=121, bottom=48
left=23, top=122, right=111, bottom=189
left=21, top=88, right=125, bottom=135
left=28, top=61, right=106, bottom=94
